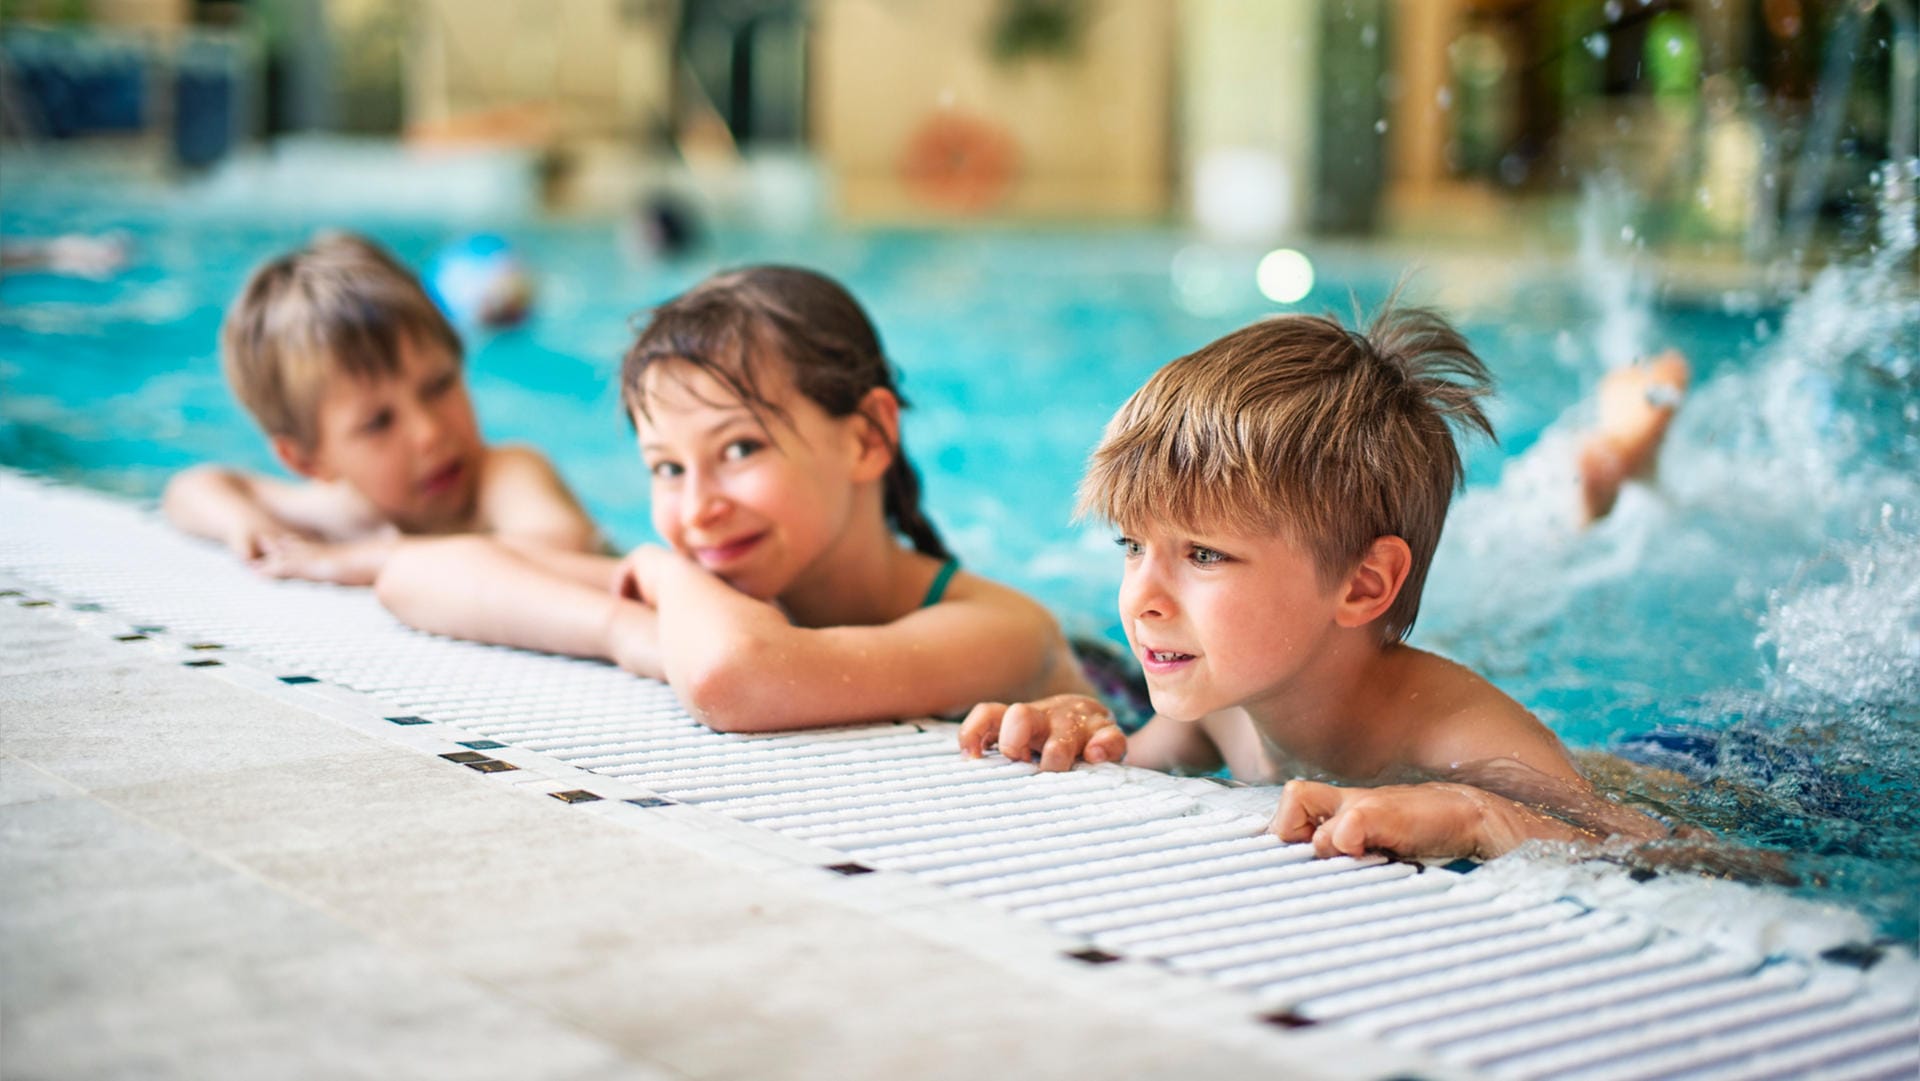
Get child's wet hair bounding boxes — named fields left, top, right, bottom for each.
left=222, top=231, right=462, bottom=449
left=1080, top=298, right=1495, bottom=641
left=621, top=265, right=951, bottom=561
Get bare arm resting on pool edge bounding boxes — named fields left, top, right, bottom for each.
left=376, top=536, right=665, bottom=679
left=615, top=545, right=1092, bottom=733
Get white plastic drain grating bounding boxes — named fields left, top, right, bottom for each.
left=3, top=471, right=1915, bottom=1081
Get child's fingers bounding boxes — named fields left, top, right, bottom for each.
left=1083, top=725, right=1126, bottom=764
left=1037, top=728, right=1083, bottom=772
left=1319, top=806, right=1380, bottom=859
left=998, top=702, right=1044, bottom=764
left=957, top=702, right=1006, bottom=758
left=1271, top=779, right=1343, bottom=844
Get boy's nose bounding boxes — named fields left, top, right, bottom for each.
left=402, top=402, right=444, bottom=448
left=1119, top=563, right=1171, bottom=622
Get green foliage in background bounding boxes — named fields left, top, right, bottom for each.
left=989, top=0, right=1088, bottom=64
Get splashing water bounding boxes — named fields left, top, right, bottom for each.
left=1572, top=175, right=1654, bottom=371
left=1760, top=524, right=1920, bottom=709
left=1424, top=176, right=1920, bottom=940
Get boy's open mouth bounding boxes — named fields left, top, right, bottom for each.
left=419, top=459, right=465, bottom=496
left=1140, top=647, right=1196, bottom=673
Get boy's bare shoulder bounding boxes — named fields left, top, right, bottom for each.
left=477, top=442, right=561, bottom=478
left=1394, top=648, right=1581, bottom=782
left=472, top=443, right=597, bottom=547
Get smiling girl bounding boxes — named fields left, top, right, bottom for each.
left=376, top=265, right=1094, bottom=732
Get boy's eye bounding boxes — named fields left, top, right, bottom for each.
left=422, top=372, right=458, bottom=399
left=721, top=438, right=764, bottom=462
left=648, top=460, right=683, bottom=480
left=360, top=409, right=393, bottom=435
left=1114, top=536, right=1143, bottom=558
left=1189, top=546, right=1228, bottom=566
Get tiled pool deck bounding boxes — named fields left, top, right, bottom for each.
left=3, top=471, right=1915, bottom=1081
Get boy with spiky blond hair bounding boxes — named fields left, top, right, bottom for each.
left=962, top=303, right=1673, bottom=860
left=164, top=232, right=599, bottom=584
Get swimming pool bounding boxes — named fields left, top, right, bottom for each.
left=3, top=176, right=1916, bottom=941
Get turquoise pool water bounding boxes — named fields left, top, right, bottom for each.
left=4, top=181, right=1917, bottom=941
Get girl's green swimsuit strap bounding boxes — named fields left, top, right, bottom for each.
left=920, top=557, right=960, bottom=608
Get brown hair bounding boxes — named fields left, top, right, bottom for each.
left=1079, top=301, right=1495, bottom=641
left=220, top=232, right=462, bottom=449
left=620, top=265, right=950, bottom=560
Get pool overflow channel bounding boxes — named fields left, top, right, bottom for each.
left=2, top=471, right=1915, bottom=1081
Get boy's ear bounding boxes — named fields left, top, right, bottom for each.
left=270, top=434, right=332, bottom=482
left=1333, top=535, right=1412, bottom=630
left=848, top=387, right=900, bottom=484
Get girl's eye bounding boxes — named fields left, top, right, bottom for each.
left=648, top=460, right=683, bottom=480
left=721, top=438, right=764, bottom=462
left=1114, top=536, right=1143, bottom=558
left=422, top=372, right=458, bottom=399
left=361, top=410, right=393, bottom=435
left=1189, top=546, right=1227, bottom=566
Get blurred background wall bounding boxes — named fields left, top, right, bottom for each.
left=1, top=0, right=1909, bottom=259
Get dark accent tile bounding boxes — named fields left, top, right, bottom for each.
left=277, top=675, right=319, bottom=685
left=1260, top=1010, right=1317, bottom=1029
left=71, top=602, right=103, bottom=612
left=625, top=797, right=675, bottom=808
left=183, top=659, right=224, bottom=668
left=550, top=790, right=601, bottom=804
left=1441, top=858, right=1480, bottom=875
left=0, top=589, right=20, bottom=597
left=19, top=599, right=52, bottom=608
left=458, top=740, right=506, bottom=750
left=466, top=759, right=518, bottom=773
left=826, top=862, right=873, bottom=876
left=188, top=642, right=224, bottom=651
left=1629, top=867, right=1659, bottom=883
left=439, top=751, right=490, bottom=764
left=134, top=624, right=165, bottom=634
left=114, top=633, right=150, bottom=642
left=1065, top=948, right=1122, bottom=965
left=386, top=715, right=431, bottom=726
left=1820, top=943, right=1884, bottom=970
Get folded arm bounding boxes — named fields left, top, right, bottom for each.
left=624, top=546, right=1077, bottom=732
left=163, top=465, right=370, bottom=556
left=377, top=536, right=662, bottom=677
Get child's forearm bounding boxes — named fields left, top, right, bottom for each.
left=162, top=467, right=283, bottom=550
left=377, top=538, right=624, bottom=660
left=603, top=601, right=665, bottom=681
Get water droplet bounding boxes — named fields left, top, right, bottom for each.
left=1603, top=0, right=1622, bottom=20
left=1374, top=118, right=1388, bottom=134
left=1437, top=86, right=1453, bottom=110
left=1585, top=32, right=1610, bottom=58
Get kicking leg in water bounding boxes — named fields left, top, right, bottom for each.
left=1577, top=349, right=1691, bottom=521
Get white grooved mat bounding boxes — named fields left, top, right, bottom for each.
left=3, top=470, right=1915, bottom=1081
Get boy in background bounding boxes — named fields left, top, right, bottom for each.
left=164, top=232, right=598, bottom=584
left=961, top=305, right=1677, bottom=860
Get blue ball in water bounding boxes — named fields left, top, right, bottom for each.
left=429, top=234, right=534, bottom=329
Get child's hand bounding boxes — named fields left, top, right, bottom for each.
left=958, top=694, right=1127, bottom=771
left=252, top=535, right=389, bottom=586
left=227, top=522, right=291, bottom=562
left=1271, top=779, right=1571, bottom=861
left=611, top=544, right=678, bottom=604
